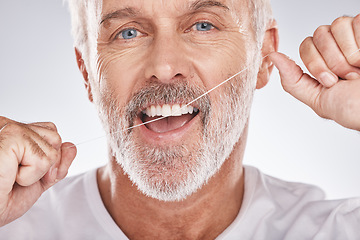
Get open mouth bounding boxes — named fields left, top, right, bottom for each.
left=140, top=104, right=199, bottom=133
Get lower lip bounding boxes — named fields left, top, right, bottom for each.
left=134, top=114, right=200, bottom=144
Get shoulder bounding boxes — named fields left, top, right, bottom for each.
left=243, top=165, right=326, bottom=208
left=218, top=166, right=360, bottom=239
left=285, top=197, right=360, bottom=239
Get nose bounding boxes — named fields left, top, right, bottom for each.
left=144, top=33, right=190, bottom=83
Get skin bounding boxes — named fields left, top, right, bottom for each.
left=271, top=14, right=360, bottom=131
left=0, top=1, right=358, bottom=240
left=78, top=0, right=277, bottom=238
left=0, top=118, right=77, bottom=226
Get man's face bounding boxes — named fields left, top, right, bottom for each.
left=90, top=0, right=260, bottom=201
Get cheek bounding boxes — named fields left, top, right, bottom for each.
left=96, top=46, right=148, bottom=106
left=188, top=33, right=249, bottom=90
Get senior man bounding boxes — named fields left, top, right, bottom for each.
left=1, top=0, right=360, bottom=239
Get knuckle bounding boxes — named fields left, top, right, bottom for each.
left=331, top=16, right=350, bottom=32
left=31, top=121, right=57, bottom=132
left=300, top=37, right=313, bottom=49
left=44, top=122, right=57, bottom=131
left=313, top=25, right=330, bottom=41
left=53, top=133, right=62, bottom=146
left=2, top=122, right=22, bottom=134
left=47, top=132, right=62, bottom=150
left=299, top=37, right=313, bottom=57
left=0, top=116, right=10, bottom=127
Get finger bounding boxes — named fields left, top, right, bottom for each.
left=269, top=52, right=328, bottom=118
left=41, top=142, right=76, bottom=188
left=354, top=14, right=360, bottom=50
left=57, top=143, right=77, bottom=180
left=17, top=136, right=61, bottom=186
left=0, top=116, right=13, bottom=129
left=8, top=126, right=61, bottom=186
left=310, top=25, right=359, bottom=81
left=300, top=37, right=339, bottom=88
left=0, top=123, right=59, bottom=187
left=27, top=123, right=62, bottom=151
left=1, top=119, right=61, bottom=151
left=0, top=123, right=20, bottom=196
left=331, top=16, right=360, bottom=69
left=0, top=146, right=18, bottom=197
left=30, top=122, right=58, bottom=132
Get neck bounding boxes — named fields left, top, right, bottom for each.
left=97, top=128, right=248, bottom=240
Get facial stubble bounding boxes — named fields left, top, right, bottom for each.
left=97, top=69, right=256, bottom=202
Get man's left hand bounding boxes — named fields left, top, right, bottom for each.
left=270, top=14, right=360, bottom=131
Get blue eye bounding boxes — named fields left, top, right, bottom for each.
left=120, top=28, right=138, bottom=39
left=195, top=22, right=214, bottom=31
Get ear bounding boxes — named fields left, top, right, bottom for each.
left=256, top=20, right=279, bottom=89
left=75, top=48, right=93, bottom=102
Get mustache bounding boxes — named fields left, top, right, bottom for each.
left=125, top=81, right=212, bottom=128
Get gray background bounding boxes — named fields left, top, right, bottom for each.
left=0, top=0, right=359, bottom=199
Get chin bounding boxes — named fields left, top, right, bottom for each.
left=114, top=136, right=212, bottom=202
left=98, top=74, right=255, bottom=202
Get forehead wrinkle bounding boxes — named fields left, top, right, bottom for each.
left=100, top=0, right=231, bottom=24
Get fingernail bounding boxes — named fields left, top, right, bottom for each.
left=345, top=72, right=360, bottom=80
left=319, top=72, right=337, bottom=86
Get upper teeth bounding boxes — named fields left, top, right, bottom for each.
left=142, top=104, right=199, bottom=117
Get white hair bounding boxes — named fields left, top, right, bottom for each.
left=249, top=0, right=273, bottom=50
left=66, top=0, right=101, bottom=64
left=66, top=0, right=273, bottom=55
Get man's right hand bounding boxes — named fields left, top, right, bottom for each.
left=0, top=117, right=77, bottom=227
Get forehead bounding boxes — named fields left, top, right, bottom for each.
left=100, top=0, right=248, bottom=19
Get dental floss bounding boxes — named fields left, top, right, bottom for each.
left=70, top=48, right=360, bottom=148
left=70, top=54, right=268, bottom=147
left=349, top=48, right=360, bottom=58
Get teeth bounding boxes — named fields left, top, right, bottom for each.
left=156, top=105, right=162, bottom=116
left=188, top=105, right=193, bottom=114
left=144, top=104, right=197, bottom=117
left=181, top=104, right=188, bottom=115
left=172, top=104, right=182, bottom=116
left=150, top=105, right=156, bottom=117
left=162, top=104, right=172, bottom=117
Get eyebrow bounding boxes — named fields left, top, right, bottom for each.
left=100, top=7, right=139, bottom=25
left=100, top=0, right=229, bottom=25
left=190, top=0, right=230, bottom=11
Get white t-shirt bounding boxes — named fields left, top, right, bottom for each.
left=1, top=165, right=360, bottom=239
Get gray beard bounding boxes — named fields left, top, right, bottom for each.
left=96, top=63, right=257, bottom=202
